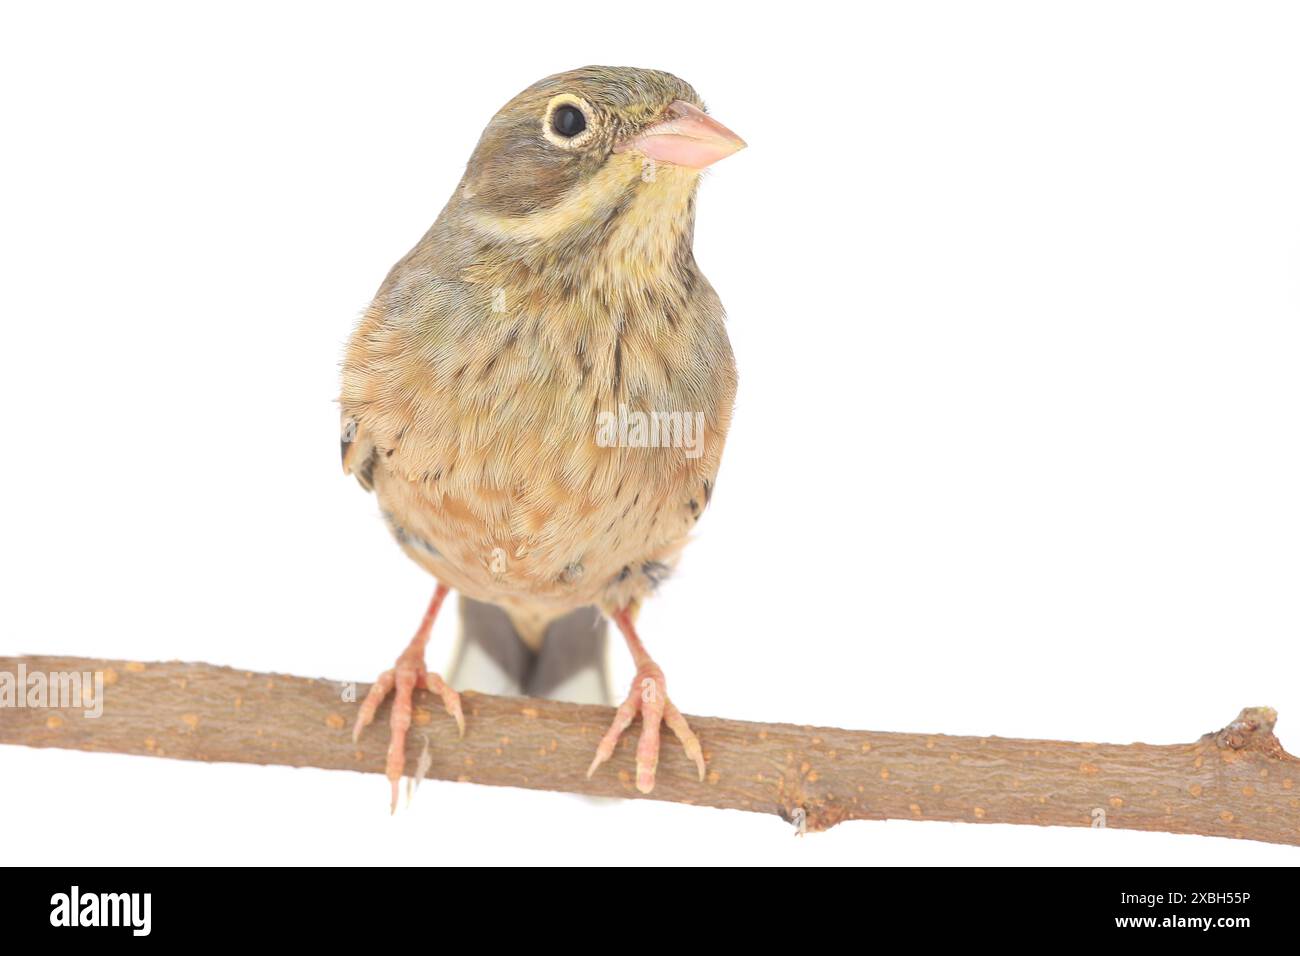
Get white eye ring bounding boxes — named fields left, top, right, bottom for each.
left=543, top=94, right=595, bottom=149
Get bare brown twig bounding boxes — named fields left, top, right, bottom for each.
left=1, top=655, right=1297, bottom=845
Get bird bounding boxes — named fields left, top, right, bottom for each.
left=339, top=65, right=744, bottom=810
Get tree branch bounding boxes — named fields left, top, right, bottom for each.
left=2, top=655, right=1297, bottom=844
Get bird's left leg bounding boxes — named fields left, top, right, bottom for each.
left=352, top=582, right=464, bottom=812
left=586, top=605, right=705, bottom=794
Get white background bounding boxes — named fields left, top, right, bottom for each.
left=2, top=1, right=1297, bottom=865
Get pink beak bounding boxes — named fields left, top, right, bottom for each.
left=615, top=100, right=747, bottom=170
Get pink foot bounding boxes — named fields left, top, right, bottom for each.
left=352, top=584, right=463, bottom=811
left=586, top=609, right=705, bottom=794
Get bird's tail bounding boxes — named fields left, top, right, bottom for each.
left=447, top=596, right=611, bottom=705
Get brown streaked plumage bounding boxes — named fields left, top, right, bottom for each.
left=341, top=66, right=744, bottom=807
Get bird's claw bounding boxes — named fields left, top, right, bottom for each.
left=352, top=644, right=462, bottom=813
left=587, top=661, right=704, bottom=793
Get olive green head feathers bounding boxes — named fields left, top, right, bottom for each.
left=451, top=66, right=745, bottom=257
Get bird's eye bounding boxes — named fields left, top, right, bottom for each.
left=551, top=104, right=587, bottom=138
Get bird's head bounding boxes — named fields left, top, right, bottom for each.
left=453, top=66, right=745, bottom=260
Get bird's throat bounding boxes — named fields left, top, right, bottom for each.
left=459, top=173, right=700, bottom=339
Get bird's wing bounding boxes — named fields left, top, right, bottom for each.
left=340, top=414, right=378, bottom=492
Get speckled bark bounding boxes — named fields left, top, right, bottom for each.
left=2, top=655, right=1297, bottom=844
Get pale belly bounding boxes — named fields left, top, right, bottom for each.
left=371, top=448, right=710, bottom=616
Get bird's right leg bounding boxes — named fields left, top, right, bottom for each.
left=352, top=582, right=464, bottom=812
left=586, top=605, right=705, bottom=793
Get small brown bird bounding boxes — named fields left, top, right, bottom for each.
left=340, top=66, right=744, bottom=809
